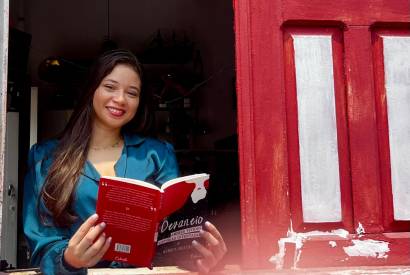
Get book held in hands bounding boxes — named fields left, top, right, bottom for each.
left=95, top=173, right=210, bottom=268
left=154, top=186, right=210, bottom=270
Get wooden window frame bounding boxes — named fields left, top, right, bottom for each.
left=0, top=0, right=409, bottom=270
left=284, top=27, right=353, bottom=233
left=372, top=27, right=410, bottom=232
left=234, top=0, right=410, bottom=269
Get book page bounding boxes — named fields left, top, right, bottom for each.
left=161, top=173, right=209, bottom=190
left=160, top=174, right=209, bottom=219
left=102, top=176, right=161, bottom=191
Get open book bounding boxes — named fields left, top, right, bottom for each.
left=96, top=173, right=210, bottom=268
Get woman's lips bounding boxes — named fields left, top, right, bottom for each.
left=106, top=107, right=125, bottom=117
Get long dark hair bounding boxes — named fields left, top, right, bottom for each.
left=39, top=49, right=150, bottom=226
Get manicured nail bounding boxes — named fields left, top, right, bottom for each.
left=192, top=240, right=198, bottom=246
left=107, top=237, right=112, bottom=244
left=91, top=213, right=98, bottom=220
left=205, top=221, right=211, bottom=227
left=99, top=222, right=106, bottom=229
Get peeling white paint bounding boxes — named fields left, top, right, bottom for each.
left=343, top=239, right=390, bottom=259
left=356, top=222, right=365, bottom=236
left=328, top=268, right=410, bottom=274
left=269, top=227, right=349, bottom=269
left=329, top=241, right=337, bottom=248
left=269, top=230, right=302, bottom=270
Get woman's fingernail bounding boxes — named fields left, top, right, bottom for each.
left=192, top=240, right=198, bottom=246
left=107, top=237, right=112, bottom=244
left=205, top=221, right=211, bottom=227
left=99, top=222, right=106, bottom=228
left=91, top=213, right=98, bottom=220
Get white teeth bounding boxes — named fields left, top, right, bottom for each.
left=107, top=107, right=124, bottom=116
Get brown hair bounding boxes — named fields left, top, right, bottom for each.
left=39, top=49, right=150, bottom=226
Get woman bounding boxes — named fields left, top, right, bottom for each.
left=23, top=49, right=227, bottom=275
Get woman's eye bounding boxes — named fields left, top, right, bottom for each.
left=104, top=85, right=114, bottom=90
left=127, top=91, right=139, bottom=98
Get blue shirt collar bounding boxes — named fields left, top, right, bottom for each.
left=123, top=133, right=146, bottom=147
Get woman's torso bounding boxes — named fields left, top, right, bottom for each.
left=30, top=133, right=179, bottom=232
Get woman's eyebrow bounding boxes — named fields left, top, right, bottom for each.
left=104, top=79, right=118, bottom=84
left=104, top=79, right=140, bottom=91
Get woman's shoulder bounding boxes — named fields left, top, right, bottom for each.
left=28, top=139, right=59, bottom=165
left=125, top=133, right=175, bottom=152
left=144, top=137, right=174, bottom=150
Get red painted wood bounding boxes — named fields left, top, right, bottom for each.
left=344, top=27, right=384, bottom=233
left=248, top=0, right=291, bottom=268
left=283, top=29, right=302, bottom=232
left=234, top=0, right=292, bottom=268
left=297, top=233, right=410, bottom=267
left=331, top=29, right=354, bottom=234
left=233, top=0, right=410, bottom=269
left=372, top=28, right=410, bottom=232
left=284, top=27, right=353, bottom=233
left=283, top=0, right=410, bottom=25
left=233, top=0, right=261, bottom=268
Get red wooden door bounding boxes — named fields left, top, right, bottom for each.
left=234, top=0, right=410, bottom=269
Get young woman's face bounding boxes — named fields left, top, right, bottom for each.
left=92, top=64, right=141, bottom=131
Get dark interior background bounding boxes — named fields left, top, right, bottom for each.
left=8, top=0, right=241, bottom=269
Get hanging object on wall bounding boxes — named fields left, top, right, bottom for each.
left=38, top=57, right=87, bottom=84
left=100, top=0, right=118, bottom=53
left=140, top=29, right=194, bottom=64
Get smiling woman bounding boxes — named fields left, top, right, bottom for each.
left=22, top=49, right=227, bottom=275
left=92, top=64, right=141, bottom=131
left=89, top=63, right=142, bottom=177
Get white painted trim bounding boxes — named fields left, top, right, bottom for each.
left=0, top=0, right=10, bottom=256
left=269, top=226, right=349, bottom=269
left=293, top=35, right=342, bottom=223
left=2, top=112, right=19, bottom=267
left=383, top=36, right=410, bottom=221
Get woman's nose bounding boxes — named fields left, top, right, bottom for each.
left=113, top=90, right=126, bottom=103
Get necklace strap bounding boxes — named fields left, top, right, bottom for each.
left=90, top=139, right=123, bottom=151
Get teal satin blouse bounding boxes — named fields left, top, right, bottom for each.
left=22, top=134, right=179, bottom=275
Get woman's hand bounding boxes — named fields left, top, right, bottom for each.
left=192, top=221, right=228, bottom=274
left=64, top=214, right=111, bottom=268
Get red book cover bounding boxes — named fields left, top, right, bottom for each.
left=95, top=173, right=210, bottom=268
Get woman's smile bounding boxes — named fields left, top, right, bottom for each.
left=92, top=64, right=141, bottom=130
left=106, top=106, right=126, bottom=117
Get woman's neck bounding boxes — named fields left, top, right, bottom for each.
left=89, top=125, right=122, bottom=150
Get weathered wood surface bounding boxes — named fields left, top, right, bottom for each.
left=0, top=0, right=9, bottom=255
left=234, top=0, right=409, bottom=269
left=373, top=29, right=410, bottom=232
left=5, top=265, right=410, bottom=274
